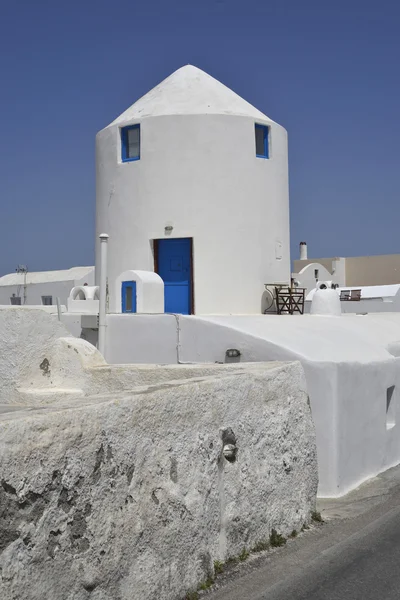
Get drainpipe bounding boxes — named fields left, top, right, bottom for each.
left=98, top=233, right=109, bottom=357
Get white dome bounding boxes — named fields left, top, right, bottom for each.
left=106, top=65, right=274, bottom=126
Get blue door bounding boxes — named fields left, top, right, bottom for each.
left=157, top=238, right=192, bottom=314
left=121, top=281, right=137, bottom=313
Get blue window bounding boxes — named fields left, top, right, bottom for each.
left=121, top=281, right=137, bottom=313
left=255, top=124, right=269, bottom=159
left=121, top=124, right=140, bottom=162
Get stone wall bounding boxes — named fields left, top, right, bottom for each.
left=0, top=308, right=318, bottom=599
left=0, top=308, right=69, bottom=404
left=0, top=363, right=317, bottom=600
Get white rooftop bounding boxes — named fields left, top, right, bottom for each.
left=107, top=65, right=273, bottom=126
left=0, top=266, right=94, bottom=286
left=194, top=313, right=400, bottom=363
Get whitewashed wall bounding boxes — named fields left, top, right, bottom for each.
left=105, top=314, right=177, bottom=364
left=293, top=262, right=343, bottom=296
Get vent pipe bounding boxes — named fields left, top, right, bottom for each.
left=299, top=241, right=308, bottom=260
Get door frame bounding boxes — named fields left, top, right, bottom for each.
left=153, top=237, right=195, bottom=315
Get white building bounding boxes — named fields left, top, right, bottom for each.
left=3, top=64, right=400, bottom=501
left=95, top=65, right=290, bottom=315
left=293, top=242, right=400, bottom=299
left=292, top=242, right=400, bottom=314
left=72, top=65, right=400, bottom=497
left=0, top=267, right=94, bottom=307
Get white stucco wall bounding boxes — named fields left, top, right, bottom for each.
left=96, top=66, right=290, bottom=315
left=67, top=299, right=100, bottom=314
left=105, top=314, right=177, bottom=364
left=310, top=289, right=341, bottom=316
left=59, top=313, right=85, bottom=339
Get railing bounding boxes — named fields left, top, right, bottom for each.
left=340, top=289, right=361, bottom=301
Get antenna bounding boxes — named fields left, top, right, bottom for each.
left=15, top=265, right=28, bottom=305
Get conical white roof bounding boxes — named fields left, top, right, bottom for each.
left=108, top=65, right=274, bottom=126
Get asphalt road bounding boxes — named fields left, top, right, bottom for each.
left=205, top=466, right=400, bottom=600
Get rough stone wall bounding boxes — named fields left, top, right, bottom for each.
left=0, top=309, right=72, bottom=404
left=0, top=362, right=317, bottom=600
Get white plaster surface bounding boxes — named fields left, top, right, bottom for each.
left=105, top=314, right=177, bottom=364
left=108, top=64, right=276, bottom=122
left=96, top=65, right=290, bottom=314
left=67, top=299, right=100, bottom=314
left=59, top=313, right=84, bottom=338
left=0, top=308, right=317, bottom=600
left=310, top=289, right=341, bottom=316
left=114, top=270, right=164, bottom=314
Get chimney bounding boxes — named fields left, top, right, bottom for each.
left=299, top=241, right=308, bottom=260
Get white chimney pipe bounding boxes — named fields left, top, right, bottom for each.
left=98, top=233, right=109, bottom=357
left=300, top=241, right=308, bottom=260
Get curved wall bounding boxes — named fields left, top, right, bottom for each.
left=96, top=113, right=290, bottom=314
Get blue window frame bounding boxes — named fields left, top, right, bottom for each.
left=121, top=124, right=140, bottom=162
left=121, top=281, right=137, bottom=313
left=255, top=124, right=269, bottom=159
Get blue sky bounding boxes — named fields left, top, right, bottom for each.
left=0, top=0, right=399, bottom=275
